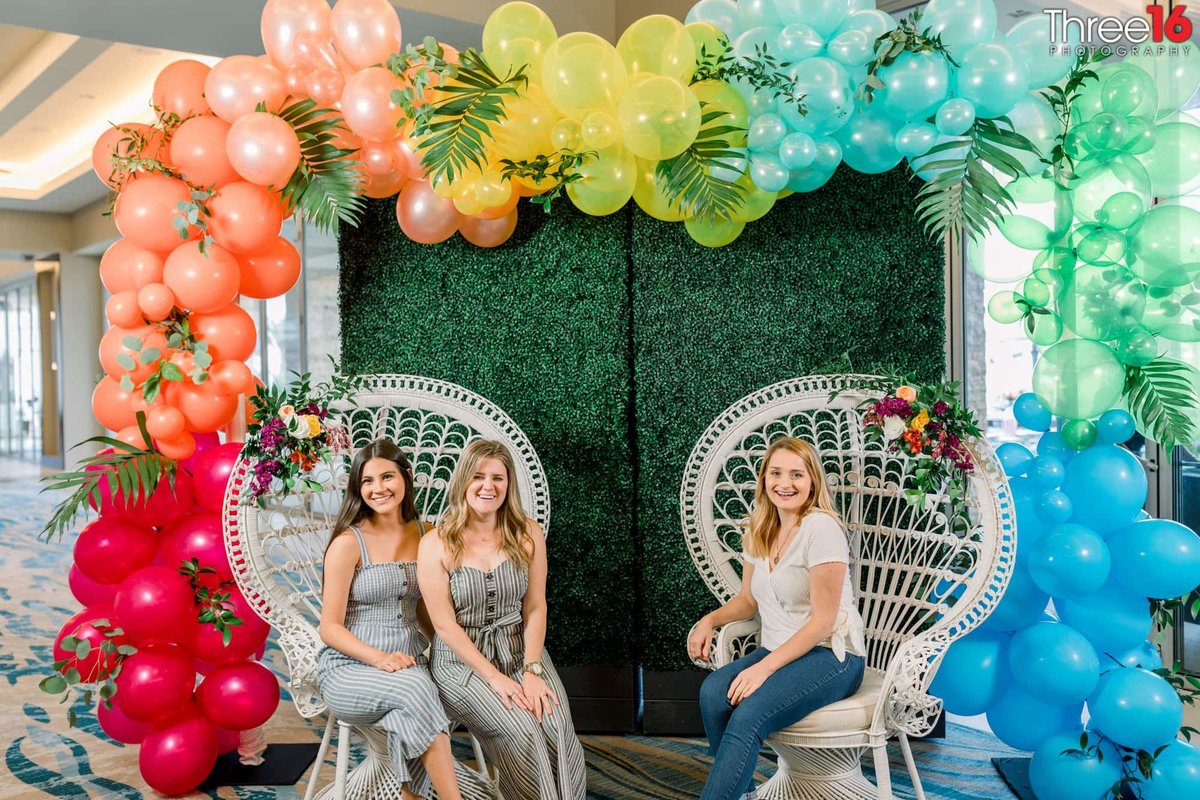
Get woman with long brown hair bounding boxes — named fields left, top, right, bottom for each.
left=417, top=438, right=586, bottom=799
left=687, top=436, right=867, bottom=800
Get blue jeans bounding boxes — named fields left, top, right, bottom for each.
left=698, top=646, right=865, bottom=800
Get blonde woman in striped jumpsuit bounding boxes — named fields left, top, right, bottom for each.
left=418, top=439, right=587, bottom=799
left=317, top=438, right=491, bottom=800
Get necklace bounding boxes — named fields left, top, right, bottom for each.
left=770, top=522, right=801, bottom=567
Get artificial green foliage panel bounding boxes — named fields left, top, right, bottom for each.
left=632, top=167, right=946, bottom=670
left=339, top=198, right=636, bottom=666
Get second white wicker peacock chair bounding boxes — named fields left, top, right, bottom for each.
left=223, top=375, right=550, bottom=800
left=682, top=375, right=1016, bottom=800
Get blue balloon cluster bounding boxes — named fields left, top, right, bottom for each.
left=928, top=393, right=1200, bottom=799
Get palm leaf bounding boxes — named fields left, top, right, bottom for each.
left=1123, top=358, right=1200, bottom=461
left=656, top=108, right=748, bottom=222
left=275, top=98, right=365, bottom=235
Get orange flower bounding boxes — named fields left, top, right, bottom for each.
left=896, top=385, right=917, bottom=403
left=304, top=414, right=321, bottom=438
left=289, top=450, right=318, bottom=470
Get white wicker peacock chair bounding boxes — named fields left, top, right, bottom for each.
left=682, top=375, right=1015, bottom=800
left=223, top=375, right=550, bottom=800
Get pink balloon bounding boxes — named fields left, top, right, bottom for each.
left=69, top=565, right=119, bottom=607
left=159, top=512, right=232, bottom=581
left=215, top=725, right=240, bottom=755
left=205, top=55, right=288, bottom=124
left=98, top=699, right=152, bottom=744
left=306, top=67, right=345, bottom=105
left=186, top=587, right=270, bottom=665
left=54, top=604, right=123, bottom=682
left=394, top=135, right=425, bottom=178
left=330, top=0, right=402, bottom=71
left=192, top=441, right=245, bottom=512
left=152, top=60, right=211, bottom=120
left=340, top=66, right=403, bottom=141
left=74, top=516, right=158, bottom=584
left=113, top=174, right=196, bottom=252
left=207, top=181, right=285, bottom=255
left=114, top=565, right=196, bottom=646
left=196, top=661, right=280, bottom=731
left=360, top=139, right=396, bottom=175
left=294, top=29, right=340, bottom=72
left=170, top=116, right=240, bottom=189
left=261, top=0, right=333, bottom=70
left=139, top=703, right=218, bottom=796
left=90, top=467, right=195, bottom=528
left=396, top=180, right=461, bottom=244
left=460, top=207, right=519, bottom=248
left=181, top=432, right=223, bottom=475
left=362, top=166, right=406, bottom=199
left=114, top=643, right=196, bottom=723
left=226, top=112, right=301, bottom=187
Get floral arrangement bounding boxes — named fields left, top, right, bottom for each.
left=241, top=367, right=364, bottom=504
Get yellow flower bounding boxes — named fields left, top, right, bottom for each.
left=896, top=385, right=917, bottom=402
left=911, top=410, right=930, bottom=431
left=305, top=415, right=321, bottom=437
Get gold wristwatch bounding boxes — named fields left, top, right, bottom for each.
left=523, top=661, right=545, bottom=677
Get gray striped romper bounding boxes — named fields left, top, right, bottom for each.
left=430, top=559, right=588, bottom=800
left=316, top=524, right=492, bottom=799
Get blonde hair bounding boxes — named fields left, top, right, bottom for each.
left=743, top=437, right=841, bottom=560
left=439, top=439, right=533, bottom=570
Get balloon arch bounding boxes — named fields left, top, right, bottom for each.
left=39, top=0, right=1200, bottom=796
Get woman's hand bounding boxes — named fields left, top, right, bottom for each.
left=521, top=673, right=560, bottom=723
left=372, top=651, right=416, bottom=672
left=487, top=671, right=532, bottom=712
left=728, top=660, right=776, bottom=706
left=687, top=615, right=715, bottom=663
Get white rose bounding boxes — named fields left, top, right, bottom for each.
left=882, top=415, right=907, bottom=441
left=287, top=414, right=312, bottom=440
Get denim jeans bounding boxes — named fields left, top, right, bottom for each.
left=698, top=646, right=866, bottom=800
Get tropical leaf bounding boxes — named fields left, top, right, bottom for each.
left=692, top=41, right=805, bottom=113
left=656, top=107, right=748, bottom=222
left=274, top=98, right=365, bottom=235
left=499, top=149, right=596, bottom=214
left=1123, top=358, right=1200, bottom=461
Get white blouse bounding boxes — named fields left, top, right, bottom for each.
left=744, top=511, right=867, bottom=661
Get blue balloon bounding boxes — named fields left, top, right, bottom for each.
left=686, top=0, right=740, bottom=34
left=1097, top=409, right=1136, bottom=444
left=1014, top=392, right=1052, bottom=431
left=749, top=153, right=789, bottom=192
left=1028, top=523, right=1111, bottom=596
left=954, top=41, right=1030, bottom=119
left=735, top=0, right=780, bottom=31
left=1108, top=518, right=1200, bottom=599
left=1034, top=490, right=1074, bottom=525
left=936, top=97, right=976, bottom=135
left=1060, top=445, right=1147, bottom=536
left=833, top=104, right=905, bottom=174
left=775, top=23, right=824, bottom=61
left=1057, top=579, right=1152, bottom=660
left=1037, top=430, right=1075, bottom=464
left=895, top=122, right=938, bottom=159
left=1009, top=621, right=1100, bottom=705
left=983, top=562, right=1050, bottom=632
left=1143, top=740, right=1200, bottom=800
left=777, top=132, right=816, bottom=169
left=774, top=0, right=847, bottom=37
left=1030, top=730, right=1121, bottom=800
left=785, top=165, right=837, bottom=192
left=1088, top=668, right=1183, bottom=751
left=996, top=442, right=1034, bottom=477
left=877, top=51, right=951, bottom=121
left=748, top=113, right=788, bottom=153
left=1106, top=640, right=1163, bottom=673
left=1031, top=456, right=1066, bottom=489
left=782, top=57, right=853, bottom=135
left=929, top=629, right=1012, bottom=715
left=987, top=686, right=1082, bottom=751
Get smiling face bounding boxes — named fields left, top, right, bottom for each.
left=359, top=457, right=406, bottom=517
left=763, top=448, right=813, bottom=515
left=465, top=456, right=509, bottom=517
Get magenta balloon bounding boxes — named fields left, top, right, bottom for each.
left=114, top=643, right=196, bottom=723
left=138, top=704, right=218, bottom=796
left=341, top=66, right=404, bottom=141
left=114, top=565, right=196, bottom=646
left=261, top=0, right=333, bottom=70
left=186, top=587, right=270, bottom=665
left=204, top=55, right=288, bottom=124
left=395, top=180, right=462, bottom=244
left=98, top=697, right=152, bottom=744
left=73, top=516, right=158, bottom=584
left=192, top=441, right=245, bottom=512
left=215, top=725, right=240, bottom=755
left=226, top=112, right=302, bottom=187
left=330, top=0, right=402, bottom=71
left=159, top=512, right=232, bottom=581
left=196, top=661, right=280, bottom=731
left=93, top=467, right=195, bottom=528
left=53, top=604, right=121, bottom=681
left=180, top=432, right=222, bottom=475
left=68, top=564, right=119, bottom=607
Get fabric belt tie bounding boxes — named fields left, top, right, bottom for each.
left=453, top=609, right=523, bottom=686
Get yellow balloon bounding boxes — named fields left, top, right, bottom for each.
left=541, top=32, right=628, bottom=116
left=567, top=144, right=637, bottom=216
left=482, top=2, right=558, bottom=79
left=632, top=158, right=684, bottom=222
left=617, top=75, right=702, bottom=161
left=476, top=167, right=514, bottom=208
left=550, top=118, right=582, bottom=150
left=685, top=215, right=746, bottom=247
left=732, top=176, right=776, bottom=222
left=685, top=22, right=730, bottom=65
left=581, top=110, right=619, bottom=149
left=691, top=79, right=749, bottom=147
left=616, top=15, right=696, bottom=84
left=454, top=186, right=485, bottom=216
left=432, top=164, right=481, bottom=199
left=490, top=85, right=557, bottom=162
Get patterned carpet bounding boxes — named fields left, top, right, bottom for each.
left=0, top=475, right=1019, bottom=799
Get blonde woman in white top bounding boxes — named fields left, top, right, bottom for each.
left=687, top=436, right=867, bottom=800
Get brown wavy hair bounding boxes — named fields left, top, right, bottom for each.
left=328, top=438, right=417, bottom=554
left=438, top=439, right=533, bottom=570
left=743, top=437, right=841, bottom=560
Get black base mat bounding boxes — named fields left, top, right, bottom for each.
left=199, top=742, right=321, bottom=790
left=993, top=757, right=1035, bottom=799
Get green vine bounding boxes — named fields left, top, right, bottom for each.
left=273, top=98, right=366, bottom=235
left=1040, top=48, right=1110, bottom=186
left=1123, top=358, right=1200, bottom=462
left=173, top=186, right=215, bottom=253
left=179, top=558, right=243, bottom=646
left=656, top=107, right=748, bottom=222
left=691, top=42, right=805, bottom=114
left=114, top=312, right=211, bottom=403
left=39, top=618, right=136, bottom=728
left=499, top=149, right=595, bottom=213
left=860, top=10, right=959, bottom=104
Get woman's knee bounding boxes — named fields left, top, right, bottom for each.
left=699, top=670, right=732, bottom=712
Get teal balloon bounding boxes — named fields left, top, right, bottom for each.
left=1115, top=327, right=1160, bottom=365
left=833, top=9, right=896, bottom=41
left=785, top=164, right=836, bottom=192
left=895, top=122, right=938, bottom=159
left=1032, top=339, right=1124, bottom=421
left=1143, top=741, right=1200, bottom=800
left=775, top=23, right=824, bottom=61
left=922, top=0, right=997, bottom=56
left=1001, top=93, right=1060, bottom=172
left=1108, top=518, right=1200, bottom=600
left=686, top=0, right=740, bottom=32
left=1060, top=265, right=1147, bottom=342
left=1071, top=155, right=1151, bottom=224
left=1088, top=668, right=1183, bottom=751
left=825, top=30, right=872, bottom=67
left=1014, top=392, right=1052, bottom=431
left=732, top=25, right=777, bottom=59
left=1060, top=444, right=1147, bottom=536
left=748, top=152, right=789, bottom=191
left=1030, top=732, right=1122, bottom=800
left=1097, top=410, right=1135, bottom=444
left=1108, top=640, right=1162, bottom=672
left=1035, top=490, right=1073, bottom=525
left=997, top=442, right=1035, bottom=476
left=928, top=630, right=1011, bottom=715
left=1096, top=191, right=1145, bottom=231
left=748, top=113, right=787, bottom=153
left=1004, top=15, right=1078, bottom=89
left=987, top=686, right=1081, bottom=751
left=1131, top=203, right=1200, bottom=287
left=773, top=0, right=847, bottom=37
left=877, top=51, right=950, bottom=121
left=955, top=42, right=1030, bottom=119
left=1009, top=621, right=1100, bottom=704
left=1137, top=120, right=1200, bottom=198
left=1037, top=430, right=1075, bottom=464
left=1031, top=456, right=1065, bottom=489
left=1057, top=579, right=1152, bottom=655
left=735, top=0, right=780, bottom=31
left=777, top=132, right=816, bottom=169
left=810, top=135, right=842, bottom=170
left=1028, top=523, right=1110, bottom=597
left=782, top=57, right=853, bottom=135
left=833, top=104, right=904, bottom=174
left=936, top=97, right=975, bottom=135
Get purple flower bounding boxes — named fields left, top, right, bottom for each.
left=878, top=397, right=913, bottom=417
left=933, top=401, right=950, bottom=416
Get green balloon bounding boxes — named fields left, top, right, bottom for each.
left=1034, top=246, right=1076, bottom=273
left=1075, top=224, right=1127, bottom=267
left=1136, top=120, right=1200, bottom=198
left=1071, top=155, right=1151, bottom=223
left=1061, top=265, right=1147, bottom=342
left=1132, top=46, right=1200, bottom=119
left=1098, top=63, right=1159, bottom=120
left=1033, top=266, right=1067, bottom=298
left=1096, top=191, right=1145, bottom=231
left=1121, top=116, right=1157, bottom=155
left=1032, top=339, right=1125, bottom=419
left=1141, top=284, right=1200, bottom=342
left=1130, top=204, right=1200, bottom=287
left=1022, top=276, right=1052, bottom=308
left=1115, top=327, right=1161, bottom=365
left=1084, top=112, right=1129, bottom=152
left=1027, top=309, right=1064, bottom=346
left=988, top=291, right=1025, bottom=324
left=1061, top=418, right=1099, bottom=451
left=998, top=215, right=1054, bottom=250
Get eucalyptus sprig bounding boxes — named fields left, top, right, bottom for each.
left=860, top=10, right=959, bottom=104
left=272, top=98, right=365, bottom=235
left=499, top=149, right=595, bottom=213
left=179, top=558, right=243, bottom=646
left=692, top=42, right=805, bottom=113
left=1040, top=48, right=1110, bottom=186
left=174, top=186, right=215, bottom=254
left=115, top=314, right=211, bottom=403
left=1122, top=357, right=1200, bottom=462
left=656, top=107, right=748, bottom=222
left=39, top=619, right=136, bottom=727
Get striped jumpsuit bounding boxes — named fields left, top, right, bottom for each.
left=316, top=524, right=492, bottom=799
left=431, top=559, right=587, bottom=800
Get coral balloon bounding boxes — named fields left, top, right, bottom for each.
left=262, top=0, right=333, bottom=70
left=53, top=604, right=124, bottom=682
left=341, top=66, right=404, bottom=141
left=69, top=564, right=119, bottom=607
left=100, top=240, right=166, bottom=294
left=360, top=139, right=397, bottom=175
left=187, top=589, right=270, bottom=665
left=227, top=112, right=301, bottom=187
left=137, top=283, right=176, bottom=322
left=170, top=116, right=240, bottom=188
left=152, top=60, right=211, bottom=120
left=171, top=380, right=240, bottom=433
left=207, top=182, right=285, bottom=254
left=460, top=208, right=519, bottom=248
left=114, top=175, right=196, bottom=252
left=209, top=360, right=255, bottom=396
left=363, top=167, right=407, bottom=198
left=156, top=431, right=198, bottom=462
left=160, top=512, right=232, bottom=580
left=74, top=516, right=158, bottom=585
left=205, top=55, right=287, bottom=124
left=98, top=699, right=151, bottom=745
left=114, top=566, right=196, bottom=646
left=105, top=290, right=142, bottom=328
left=190, top=304, right=258, bottom=363
left=138, top=704, right=218, bottom=797
left=146, top=405, right=187, bottom=441
left=99, top=324, right=166, bottom=384
left=196, top=661, right=280, bottom=731
left=237, top=237, right=301, bottom=299
left=191, top=441, right=246, bottom=512
left=330, top=0, right=403, bottom=71
left=91, top=377, right=138, bottom=431
left=396, top=180, right=461, bottom=244
left=163, top=241, right=241, bottom=314
left=93, top=123, right=149, bottom=188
